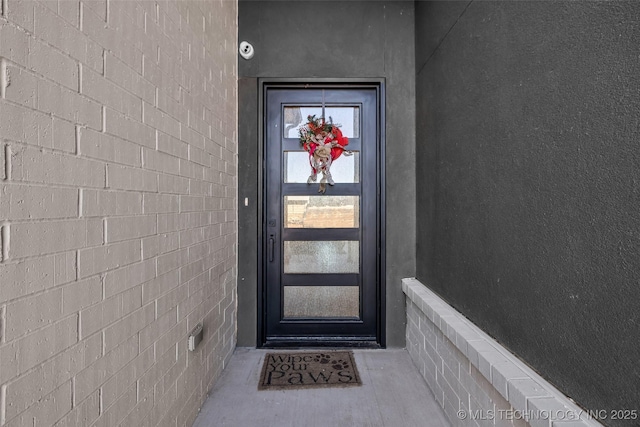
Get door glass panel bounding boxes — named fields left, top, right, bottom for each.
left=284, top=241, right=359, bottom=273
left=284, top=196, right=359, bottom=228
left=325, top=107, right=360, bottom=138
left=283, top=106, right=322, bottom=138
left=284, top=286, right=359, bottom=318
left=284, top=151, right=360, bottom=183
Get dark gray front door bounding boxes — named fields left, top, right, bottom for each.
left=263, top=86, right=381, bottom=346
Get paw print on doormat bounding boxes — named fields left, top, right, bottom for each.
left=314, top=353, right=332, bottom=364
left=331, top=359, right=350, bottom=370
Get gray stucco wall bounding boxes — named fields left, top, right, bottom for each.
left=237, top=0, right=415, bottom=347
left=415, top=1, right=640, bottom=423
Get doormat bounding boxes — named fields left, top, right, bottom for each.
left=259, top=351, right=361, bottom=390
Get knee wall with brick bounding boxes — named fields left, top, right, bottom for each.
left=403, top=278, right=603, bottom=427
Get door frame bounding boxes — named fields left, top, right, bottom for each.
left=257, top=79, right=386, bottom=348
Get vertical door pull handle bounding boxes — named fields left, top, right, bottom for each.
left=268, top=235, right=275, bottom=262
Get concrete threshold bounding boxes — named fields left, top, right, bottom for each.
left=192, top=347, right=450, bottom=427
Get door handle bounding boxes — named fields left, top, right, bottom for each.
left=268, top=234, right=275, bottom=262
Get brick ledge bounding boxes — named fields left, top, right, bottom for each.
left=402, top=278, right=603, bottom=427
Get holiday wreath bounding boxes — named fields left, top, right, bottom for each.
left=299, top=115, right=351, bottom=193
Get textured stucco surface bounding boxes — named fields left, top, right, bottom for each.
left=237, top=0, right=416, bottom=347
left=415, top=1, right=640, bottom=423
left=0, top=1, right=238, bottom=426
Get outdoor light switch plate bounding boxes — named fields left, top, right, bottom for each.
left=188, top=323, right=204, bottom=351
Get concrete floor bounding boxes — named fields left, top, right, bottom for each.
left=192, top=348, right=450, bottom=427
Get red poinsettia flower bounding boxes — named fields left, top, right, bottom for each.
left=330, top=127, right=349, bottom=160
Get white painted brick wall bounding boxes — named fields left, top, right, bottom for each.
left=0, top=0, right=237, bottom=426
left=403, top=279, right=603, bottom=427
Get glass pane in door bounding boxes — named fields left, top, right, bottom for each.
left=283, top=106, right=322, bottom=138
left=324, top=106, right=360, bottom=138
left=284, top=151, right=360, bottom=183
left=284, top=196, right=359, bottom=228
left=283, top=241, right=359, bottom=274
left=284, top=286, right=359, bottom=318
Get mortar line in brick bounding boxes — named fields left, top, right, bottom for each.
left=75, top=125, right=81, bottom=155
left=101, top=106, right=106, bottom=132
left=78, top=63, right=83, bottom=94
left=3, top=144, right=9, bottom=180
left=77, top=310, right=82, bottom=341
left=1, top=223, right=9, bottom=262
left=102, top=218, right=107, bottom=244
left=78, top=188, right=83, bottom=217
left=0, top=384, right=6, bottom=426
left=0, top=305, right=5, bottom=344
left=79, top=1, right=83, bottom=31
left=71, top=372, right=76, bottom=408
left=0, top=57, right=6, bottom=99
left=0, top=179, right=109, bottom=194
left=2, top=216, right=104, bottom=228
left=102, top=49, right=106, bottom=77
